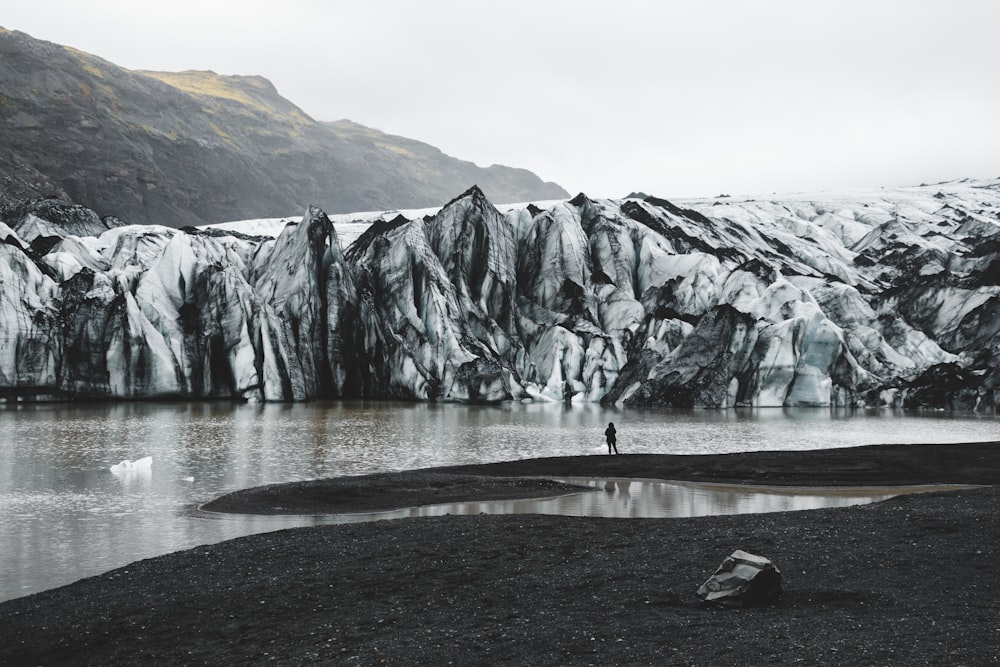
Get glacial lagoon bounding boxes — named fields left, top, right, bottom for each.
left=1, top=400, right=997, bottom=602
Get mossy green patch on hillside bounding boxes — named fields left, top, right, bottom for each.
left=138, top=70, right=313, bottom=146
left=142, top=70, right=260, bottom=105
left=376, top=141, right=415, bottom=157
left=65, top=47, right=106, bottom=79
left=328, top=119, right=417, bottom=156
left=209, top=121, right=238, bottom=148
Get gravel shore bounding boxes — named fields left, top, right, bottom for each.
left=2, top=441, right=998, bottom=666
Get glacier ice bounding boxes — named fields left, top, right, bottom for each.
left=109, top=456, right=153, bottom=475
left=1, top=180, right=998, bottom=411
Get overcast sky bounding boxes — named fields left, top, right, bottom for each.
left=5, top=1, right=999, bottom=199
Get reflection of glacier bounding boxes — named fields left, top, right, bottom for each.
left=280, top=479, right=970, bottom=523
left=2, top=179, right=998, bottom=409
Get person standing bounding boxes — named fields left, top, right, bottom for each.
left=605, top=422, right=618, bottom=455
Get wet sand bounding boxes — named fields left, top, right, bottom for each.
left=1, top=441, right=998, bottom=665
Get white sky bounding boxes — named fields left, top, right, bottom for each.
left=4, top=0, right=999, bottom=199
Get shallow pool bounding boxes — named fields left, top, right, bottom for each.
left=195, top=477, right=973, bottom=524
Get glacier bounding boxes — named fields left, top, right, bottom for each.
left=0, top=179, right=997, bottom=411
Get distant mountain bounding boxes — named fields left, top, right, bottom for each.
left=0, top=28, right=567, bottom=227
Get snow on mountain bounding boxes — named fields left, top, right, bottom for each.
left=1, top=180, right=997, bottom=410
left=203, top=201, right=566, bottom=249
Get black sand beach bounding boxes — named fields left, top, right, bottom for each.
left=2, top=442, right=999, bottom=666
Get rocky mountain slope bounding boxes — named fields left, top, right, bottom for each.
left=0, top=28, right=567, bottom=228
left=1, top=179, right=997, bottom=410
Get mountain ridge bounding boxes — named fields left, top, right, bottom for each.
left=0, top=27, right=568, bottom=227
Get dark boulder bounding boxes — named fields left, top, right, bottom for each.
left=696, top=550, right=782, bottom=607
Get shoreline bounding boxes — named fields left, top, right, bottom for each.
left=2, top=441, right=999, bottom=665
left=203, top=441, right=1000, bottom=515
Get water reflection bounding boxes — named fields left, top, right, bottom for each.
left=0, top=400, right=996, bottom=602
left=236, top=478, right=967, bottom=523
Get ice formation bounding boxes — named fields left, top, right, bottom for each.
left=1, top=179, right=998, bottom=410
left=109, top=456, right=153, bottom=475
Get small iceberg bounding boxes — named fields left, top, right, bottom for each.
left=110, top=456, right=153, bottom=476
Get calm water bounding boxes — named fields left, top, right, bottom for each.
left=1, top=400, right=996, bottom=602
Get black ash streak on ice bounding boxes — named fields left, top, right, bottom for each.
left=1, top=179, right=999, bottom=409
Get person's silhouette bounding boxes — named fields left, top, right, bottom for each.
left=605, top=422, right=618, bottom=455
